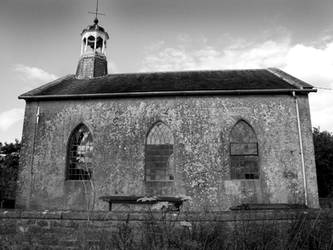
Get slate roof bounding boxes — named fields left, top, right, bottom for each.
left=19, top=68, right=315, bottom=100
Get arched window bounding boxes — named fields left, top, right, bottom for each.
left=87, top=35, right=95, bottom=49
left=96, top=37, right=103, bottom=49
left=67, top=124, right=93, bottom=180
left=230, top=120, right=259, bottom=179
left=145, top=122, right=174, bottom=181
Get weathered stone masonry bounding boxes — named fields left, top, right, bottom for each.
left=1, top=209, right=329, bottom=249
left=16, top=94, right=319, bottom=211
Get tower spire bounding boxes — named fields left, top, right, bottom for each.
left=76, top=0, right=109, bottom=79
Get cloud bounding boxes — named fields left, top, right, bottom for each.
left=140, top=38, right=333, bottom=85
left=284, top=43, right=333, bottom=132
left=141, top=37, right=333, bottom=131
left=108, top=61, right=119, bottom=73
left=309, top=89, right=333, bottom=131
left=14, top=64, right=58, bottom=85
left=0, top=109, right=24, bottom=132
left=285, top=43, right=333, bottom=88
left=140, top=38, right=291, bottom=72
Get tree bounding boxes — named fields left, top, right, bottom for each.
left=0, top=140, right=20, bottom=208
left=0, top=139, right=21, bottom=155
left=313, top=127, right=333, bottom=197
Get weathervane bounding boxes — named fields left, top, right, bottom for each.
left=88, top=0, right=105, bottom=23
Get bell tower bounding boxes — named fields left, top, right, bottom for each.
left=76, top=2, right=109, bottom=79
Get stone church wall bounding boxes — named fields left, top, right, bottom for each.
left=16, top=94, right=319, bottom=211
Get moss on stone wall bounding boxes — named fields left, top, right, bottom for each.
left=17, top=95, right=319, bottom=210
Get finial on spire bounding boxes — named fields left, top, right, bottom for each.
left=88, top=0, right=105, bottom=23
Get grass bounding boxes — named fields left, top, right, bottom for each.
left=74, top=209, right=333, bottom=250
left=1, top=209, right=333, bottom=249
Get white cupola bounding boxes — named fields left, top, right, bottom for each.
left=76, top=17, right=109, bottom=79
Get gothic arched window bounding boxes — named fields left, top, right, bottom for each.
left=230, top=120, right=259, bottom=179
left=67, top=124, right=93, bottom=180
left=145, top=122, right=174, bottom=181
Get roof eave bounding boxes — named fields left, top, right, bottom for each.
left=19, top=88, right=317, bottom=101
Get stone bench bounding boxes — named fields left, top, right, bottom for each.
left=99, top=195, right=184, bottom=211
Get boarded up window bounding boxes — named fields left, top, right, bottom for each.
left=145, top=122, right=174, bottom=181
left=67, top=124, right=93, bottom=180
left=230, top=120, right=259, bottom=179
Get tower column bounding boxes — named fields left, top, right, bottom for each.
left=94, top=35, right=97, bottom=53
left=102, top=41, right=105, bottom=54
left=80, top=39, right=84, bottom=55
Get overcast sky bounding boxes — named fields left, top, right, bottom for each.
left=1, top=0, right=333, bottom=142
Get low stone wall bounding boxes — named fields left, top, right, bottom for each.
left=0, top=209, right=332, bottom=249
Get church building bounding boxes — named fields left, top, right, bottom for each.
left=16, top=17, right=319, bottom=211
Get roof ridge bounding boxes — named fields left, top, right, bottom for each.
left=104, top=68, right=265, bottom=77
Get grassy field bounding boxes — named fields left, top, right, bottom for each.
left=68, top=210, right=333, bottom=250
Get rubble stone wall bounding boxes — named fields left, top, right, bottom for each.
left=16, top=94, right=319, bottom=210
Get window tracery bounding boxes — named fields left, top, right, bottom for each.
left=145, top=122, right=174, bottom=181
left=67, top=124, right=93, bottom=180
left=230, top=120, right=259, bottom=179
